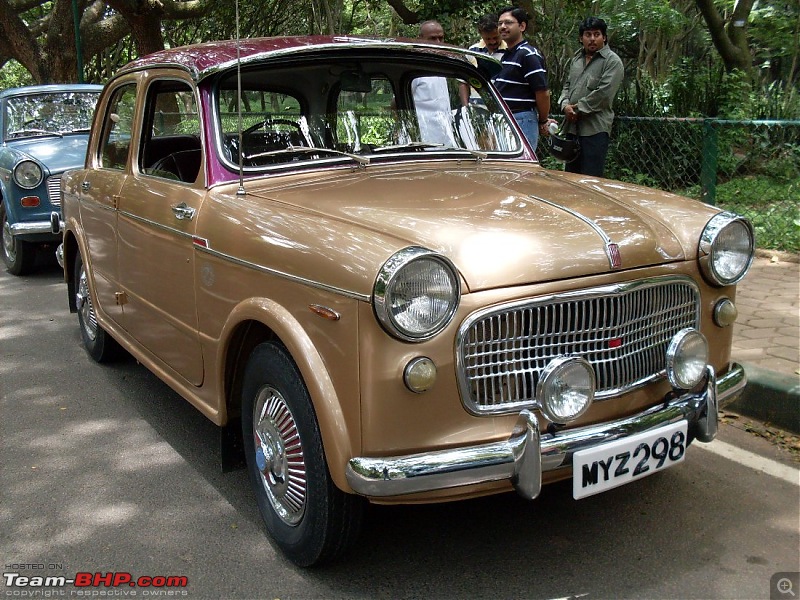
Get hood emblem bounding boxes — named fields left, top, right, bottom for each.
left=607, top=243, right=622, bottom=269
left=529, top=195, right=623, bottom=270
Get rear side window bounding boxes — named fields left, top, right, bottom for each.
left=99, top=85, right=137, bottom=170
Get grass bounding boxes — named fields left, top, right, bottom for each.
left=683, top=176, right=800, bottom=253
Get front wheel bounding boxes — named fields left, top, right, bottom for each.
left=74, top=253, right=120, bottom=362
left=241, top=342, right=364, bottom=567
left=1, top=202, right=36, bottom=275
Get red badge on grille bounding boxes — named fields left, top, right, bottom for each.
left=609, top=338, right=623, bottom=348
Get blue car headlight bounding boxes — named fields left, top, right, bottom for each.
left=13, top=160, right=44, bottom=189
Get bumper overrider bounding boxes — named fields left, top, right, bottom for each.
left=346, top=363, right=745, bottom=500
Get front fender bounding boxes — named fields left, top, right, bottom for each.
left=218, top=297, right=361, bottom=493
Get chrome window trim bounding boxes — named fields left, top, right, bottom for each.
left=455, top=275, right=702, bottom=416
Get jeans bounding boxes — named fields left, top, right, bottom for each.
left=564, top=131, right=610, bottom=177
left=513, top=109, right=539, bottom=150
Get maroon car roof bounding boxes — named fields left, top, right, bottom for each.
left=116, top=36, right=479, bottom=81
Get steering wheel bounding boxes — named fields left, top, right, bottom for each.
left=243, top=118, right=303, bottom=137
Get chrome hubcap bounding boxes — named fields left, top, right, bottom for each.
left=76, top=266, right=98, bottom=341
left=253, top=385, right=307, bottom=525
left=2, top=216, right=16, bottom=263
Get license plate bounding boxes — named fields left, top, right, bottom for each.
left=573, top=420, right=688, bottom=499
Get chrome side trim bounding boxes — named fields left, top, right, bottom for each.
left=345, top=363, right=744, bottom=499
left=194, top=245, right=370, bottom=302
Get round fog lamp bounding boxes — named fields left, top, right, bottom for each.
left=536, top=356, right=595, bottom=425
left=404, top=357, right=437, bottom=393
left=666, top=328, right=708, bottom=390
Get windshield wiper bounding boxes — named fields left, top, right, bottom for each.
left=245, top=145, right=370, bottom=165
left=372, top=142, right=487, bottom=161
left=8, top=129, right=63, bottom=139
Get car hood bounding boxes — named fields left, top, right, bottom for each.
left=6, top=134, right=90, bottom=173
left=245, top=163, right=718, bottom=292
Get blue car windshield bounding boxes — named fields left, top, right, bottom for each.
left=5, top=91, right=99, bottom=139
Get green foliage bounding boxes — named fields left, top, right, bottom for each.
left=714, top=177, right=800, bottom=252
left=0, top=60, right=34, bottom=89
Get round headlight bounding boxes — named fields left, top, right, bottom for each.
left=13, top=160, right=44, bottom=189
left=699, top=212, right=754, bottom=286
left=665, top=328, right=708, bottom=390
left=536, top=356, right=595, bottom=425
left=373, top=247, right=460, bottom=342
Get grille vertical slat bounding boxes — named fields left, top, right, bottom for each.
left=457, top=277, right=701, bottom=415
left=46, top=175, right=61, bottom=206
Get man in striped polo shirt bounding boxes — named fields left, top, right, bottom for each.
left=494, top=6, right=552, bottom=150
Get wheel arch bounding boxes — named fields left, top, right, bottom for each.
left=219, top=300, right=360, bottom=494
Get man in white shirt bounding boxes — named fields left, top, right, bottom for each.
left=413, top=20, right=456, bottom=145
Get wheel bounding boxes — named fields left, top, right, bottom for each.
left=241, top=342, right=364, bottom=567
left=74, top=253, right=120, bottom=362
left=1, top=202, right=36, bottom=275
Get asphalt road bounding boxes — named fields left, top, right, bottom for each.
left=2, top=256, right=799, bottom=600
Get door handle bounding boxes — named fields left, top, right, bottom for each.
left=171, top=202, right=196, bottom=221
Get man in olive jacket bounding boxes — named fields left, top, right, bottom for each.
left=558, top=16, right=624, bottom=177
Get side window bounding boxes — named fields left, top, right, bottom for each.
left=140, top=80, right=201, bottom=183
left=100, top=84, right=137, bottom=170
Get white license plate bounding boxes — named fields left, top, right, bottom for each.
left=573, top=420, right=688, bottom=499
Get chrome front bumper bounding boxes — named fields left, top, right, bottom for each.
left=346, top=363, right=746, bottom=500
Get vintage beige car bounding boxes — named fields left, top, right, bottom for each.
left=56, top=37, right=754, bottom=566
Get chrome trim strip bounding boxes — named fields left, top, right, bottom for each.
left=194, top=245, right=370, bottom=302
left=529, top=194, right=620, bottom=269
left=345, top=363, right=744, bottom=499
left=117, top=211, right=369, bottom=301
left=9, top=221, right=54, bottom=235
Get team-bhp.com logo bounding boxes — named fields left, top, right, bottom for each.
left=4, top=571, right=188, bottom=595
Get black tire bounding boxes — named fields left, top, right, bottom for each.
left=1, top=201, right=36, bottom=276
left=241, top=341, right=364, bottom=567
left=74, top=253, right=120, bottom=362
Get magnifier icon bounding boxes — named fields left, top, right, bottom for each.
left=778, top=578, right=796, bottom=597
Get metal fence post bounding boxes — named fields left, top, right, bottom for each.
left=700, top=119, right=718, bottom=205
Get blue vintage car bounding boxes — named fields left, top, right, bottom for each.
left=0, top=84, right=102, bottom=274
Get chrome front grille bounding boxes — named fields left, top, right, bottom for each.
left=456, top=277, right=701, bottom=415
left=46, top=175, right=61, bottom=206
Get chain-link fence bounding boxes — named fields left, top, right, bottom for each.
left=538, top=118, right=800, bottom=252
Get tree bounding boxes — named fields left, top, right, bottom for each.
left=0, top=0, right=212, bottom=83
left=695, top=0, right=755, bottom=74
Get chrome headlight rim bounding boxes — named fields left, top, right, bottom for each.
left=373, top=246, right=461, bottom=342
left=13, top=159, right=44, bottom=190
left=665, top=328, right=709, bottom=390
left=536, top=355, right=596, bottom=425
left=699, top=212, right=755, bottom=287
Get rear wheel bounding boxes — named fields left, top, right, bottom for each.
left=74, top=253, right=120, bottom=362
left=241, top=341, right=364, bottom=567
left=1, top=202, right=36, bottom=276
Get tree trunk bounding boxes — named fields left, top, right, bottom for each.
left=695, top=0, right=754, bottom=73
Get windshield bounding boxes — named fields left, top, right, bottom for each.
left=4, top=91, right=100, bottom=139
left=214, top=56, right=523, bottom=171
